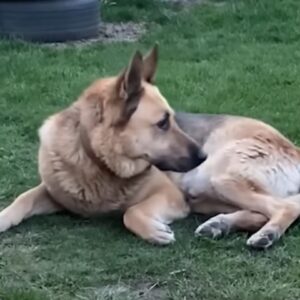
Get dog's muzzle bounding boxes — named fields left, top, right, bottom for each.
left=153, top=146, right=207, bottom=173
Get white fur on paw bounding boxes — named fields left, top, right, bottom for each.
left=148, top=220, right=175, bottom=245
left=195, top=223, right=222, bottom=239
left=195, top=215, right=230, bottom=239
left=246, top=228, right=279, bottom=249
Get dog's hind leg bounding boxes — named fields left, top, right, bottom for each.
left=211, top=175, right=300, bottom=249
left=195, top=210, right=268, bottom=239
left=0, top=183, right=63, bottom=232
left=246, top=193, right=300, bottom=249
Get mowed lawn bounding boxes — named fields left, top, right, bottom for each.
left=1, top=0, right=300, bottom=299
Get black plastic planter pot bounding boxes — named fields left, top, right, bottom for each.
left=0, top=0, right=100, bottom=43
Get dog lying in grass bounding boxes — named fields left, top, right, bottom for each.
left=0, top=45, right=206, bottom=245
left=1, top=45, right=299, bottom=250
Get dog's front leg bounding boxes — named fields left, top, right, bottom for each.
left=0, top=183, right=63, bottom=232
left=123, top=187, right=189, bottom=245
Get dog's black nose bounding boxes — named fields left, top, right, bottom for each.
left=198, top=150, right=207, bottom=164
left=188, top=144, right=207, bottom=167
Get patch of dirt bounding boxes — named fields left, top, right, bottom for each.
left=43, top=22, right=146, bottom=48
left=99, top=22, right=146, bottom=43
left=163, top=0, right=223, bottom=8
left=43, top=0, right=209, bottom=48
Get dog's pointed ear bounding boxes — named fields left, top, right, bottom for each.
left=143, top=43, right=158, bottom=83
left=115, top=50, right=144, bottom=126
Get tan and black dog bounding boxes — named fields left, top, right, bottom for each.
left=169, top=112, right=300, bottom=249
left=1, top=45, right=299, bottom=250
left=0, top=46, right=206, bottom=244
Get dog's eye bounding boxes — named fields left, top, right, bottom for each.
left=156, top=112, right=170, bottom=131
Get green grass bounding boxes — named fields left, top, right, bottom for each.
left=1, top=0, right=300, bottom=299
left=101, top=0, right=176, bottom=24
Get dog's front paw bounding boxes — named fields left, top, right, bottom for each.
left=246, top=227, right=280, bottom=249
left=195, top=215, right=230, bottom=239
left=148, top=220, right=175, bottom=245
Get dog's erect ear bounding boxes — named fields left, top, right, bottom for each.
left=143, top=43, right=158, bottom=83
left=115, top=50, right=144, bottom=126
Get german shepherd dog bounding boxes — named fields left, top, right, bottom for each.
left=1, top=46, right=299, bottom=250
left=169, top=113, right=300, bottom=249
left=0, top=45, right=206, bottom=245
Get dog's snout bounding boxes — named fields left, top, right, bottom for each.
left=166, top=143, right=206, bottom=173
left=199, top=151, right=207, bottom=163
left=188, top=143, right=207, bottom=167
left=150, top=139, right=207, bottom=173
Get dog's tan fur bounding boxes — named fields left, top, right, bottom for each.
left=0, top=46, right=205, bottom=245
left=2, top=45, right=300, bottom=250
left=172, top=113, right=300, bottom=249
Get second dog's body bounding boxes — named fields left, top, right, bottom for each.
left=170, top=112, right=300, bottom=249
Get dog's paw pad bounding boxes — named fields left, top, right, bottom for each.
left=195, top=218, right=230, bottom=239
left=247, top=229, right=280, bottom=249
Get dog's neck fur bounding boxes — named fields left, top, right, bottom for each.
left=80, top=124, right=151, bottom=179
left=76, top=89, right=151, bottom=179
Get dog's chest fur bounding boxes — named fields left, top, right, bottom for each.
left=37, top=110, right=148, bottom=216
